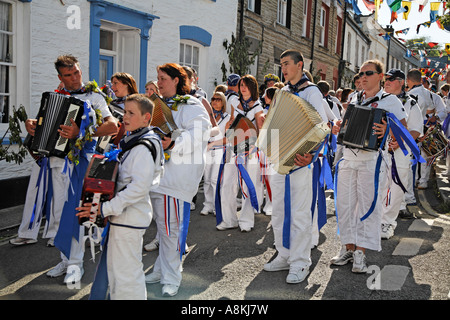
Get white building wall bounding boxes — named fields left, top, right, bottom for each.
left=0, top=0, right=238, bottom=181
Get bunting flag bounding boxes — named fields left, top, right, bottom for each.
left=347, top=0, right=362, bottom=15
left=395, top=27, right=410, bottom=35
left=430, top=2, right=441, bottom=23
left=417, top=0, right=429, bottom=12
left=402, top=1, right=412, bottom=19
left=387, top=0, right=402, bottom=11
left=446, top=44, right=450, bottom=55
left=428, top=42, right=439, bottom=48
left=361, top=0, right=377, bottom=10
left=405, top=48, right=412, bottom=57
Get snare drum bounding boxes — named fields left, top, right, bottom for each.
left=421, top=125, right=449, bottom=158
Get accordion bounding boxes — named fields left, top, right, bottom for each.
left=337, top=103, right=386, bottom=151
left=149, top=93, right=178, bottom=139
left=79, top=154, right=119, bottom=227
left=256, top=89, right=330, bottom=175
left=26, top=92, right=84, bottom=158
left=95, top=101, right=125, bottom=154
left=225, top=114, right=258, bottom=154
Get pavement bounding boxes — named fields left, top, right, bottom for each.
left=0, top=157, right=449, bottom=302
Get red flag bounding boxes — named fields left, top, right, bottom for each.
left=428, top=42, right=438, bottom=48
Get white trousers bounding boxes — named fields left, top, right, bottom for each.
left=150, top=192, right=187, bottom=286
left=271, top=167, right=313, bottom=269
left=381, top=155, right=410, bottom=228
left=219, top=152, right=262, bottom=230
left=418, top=148, right=431, bottom=185
left=335, top=159, right=385, bottom=251
left=107, top=225, right=147, bottom=300
left=202, top=149, right=222, bottom=213
left=18, top=161, right=65, bottom=240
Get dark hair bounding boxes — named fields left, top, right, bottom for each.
left=157, top=63, right=191, bottom=95
left=280, top=49, right=304, bottom=64
left=238, top=74, right=259, bottom=101
left=317, top=80, right=330, bottom=95
left=265, top=87, right=277, bottom=100
left=126, top=93, right=154, bottom=117
left=111, top=72, right=138, bottom=95
left=407, top=69, right=422, bottom=83
left=54, top=54, right=80, bottom=75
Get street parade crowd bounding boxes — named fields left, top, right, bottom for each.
left=7, top=49, right=450, bottom=300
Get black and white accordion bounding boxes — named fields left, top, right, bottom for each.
left=26, top=92, right=85, bottom=158
left=337, top=103, right=386, bottom=151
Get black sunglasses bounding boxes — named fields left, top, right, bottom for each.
left=358, top=70, right=379, bottom=77
left=385, top=77, right=402, bottom=82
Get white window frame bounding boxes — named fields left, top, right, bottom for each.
left=319, top=6, right=326, bottom=46
left=179, top=40, right=200, bottom=75
left=248, top=0, right=255, bottom=12
left=0, top=0, right=15, bottom=126
left=277, top=0, right=287, bottom=27
left=302, top=0, right=308, bottom=37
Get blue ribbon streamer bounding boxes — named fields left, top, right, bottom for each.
left=179, top=201, right=191, bottom=260
left=89, top=222, right=110, bottom=300
left=235, top=154, right=259, bottom=213
left=215, top=149, right=227, bottom=226
left=28, top=157, right=49, bottom=229
left=390, top=151, right=407, bottom=193
left=282, top=139, right=327, bottom=249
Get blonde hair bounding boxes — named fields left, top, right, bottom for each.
left=211, top=91, right=227, bottom=113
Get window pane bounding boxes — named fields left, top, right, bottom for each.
left=179, top=43, right=184, bottom=64
left=0, top=2, right=12, bottom=32
left=0, top=33, right=12, bottom=62
left=193, top=46, right=199, bottom=66
left=0, top=95, right=8, bottom=123
left=100, top=29, right=114, bottom=51
left=185, top=44, right=192, bottom=65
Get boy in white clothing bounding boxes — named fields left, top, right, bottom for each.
left=77, top=94, right=163, bottom=300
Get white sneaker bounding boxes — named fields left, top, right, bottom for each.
left=417, top=182, right=428, bottom=189
left=286, top=267, right=309, bottom=284
left=46, top=261, right=68, bottom=278
left=190, top=202, right=196, bottom=211
left=64, top=265, right=84, bottom=284
left=264, top=256, right=290, bottom=272
left=352, top=250, right=368, bottom=273
left=46, top=238, right=55, bottom=247
left=9, top=237, right=37, bottom=246
left=145, top=272, right=161, bottom=284
left=330, top=249, right=354, bottom=266
left=381, top=223, right=394, bottom=240
left=162, top=284, right=179, bottom=297
left=144, top=238, right=159, bottom=252
left=216, top=222, right=238, bottom=231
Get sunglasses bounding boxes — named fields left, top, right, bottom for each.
left=211, top=97, right=221, bottom=102
left=385, top=77, right=402, bottom=82
left=358, top=70, right=379, bottom=77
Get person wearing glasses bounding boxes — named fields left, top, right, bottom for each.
left=201, top=92, right=231, bottom=216
left=380, top=69, right=423, bottom=238
left=331, top=60, right=407, bottom=273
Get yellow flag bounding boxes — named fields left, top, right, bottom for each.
left=445, top=44, right=450, bottom=55
left=402, top=1, right=411, bottom=20
left=430, top=2, right=441, bottom=11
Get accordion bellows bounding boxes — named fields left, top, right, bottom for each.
left=257, top=89, right=330, bottom=175
left=149, top=93, right=178, bottom=138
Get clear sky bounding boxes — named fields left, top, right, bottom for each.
left=359, top=1, right=450, bottom=44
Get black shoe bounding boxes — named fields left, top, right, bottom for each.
left=399, top=209, right=414, bottom=219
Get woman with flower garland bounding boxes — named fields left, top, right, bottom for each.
left=216, top=75, right=264, bottom=232
left=144, top=63, right=211, bottom=297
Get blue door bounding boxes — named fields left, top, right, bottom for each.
left=99, top=55, right=114, bottom=86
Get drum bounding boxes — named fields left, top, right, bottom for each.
left=421, top=125, right=449, bottom=159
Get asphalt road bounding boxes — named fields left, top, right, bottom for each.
left=0, top=186, right=449, bottom=308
